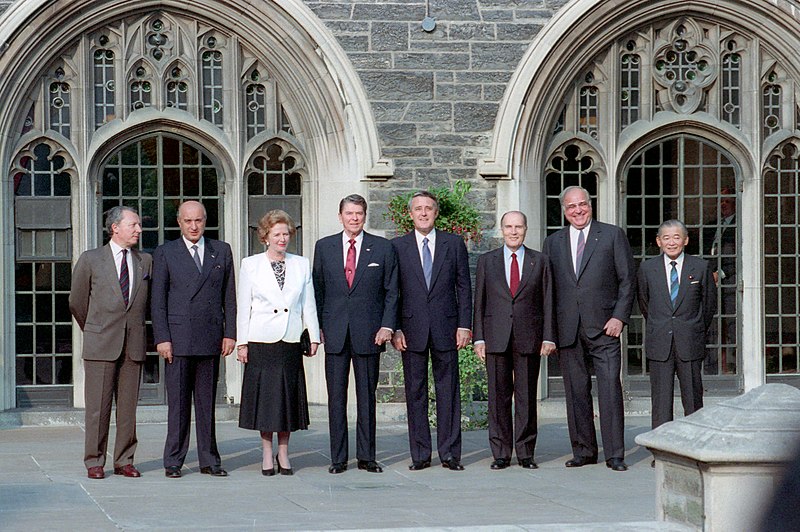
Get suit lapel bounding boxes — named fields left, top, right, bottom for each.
left=491, top=249, right=512, bottom=301
left=428, top=231, right=448, bottom=291
left=514, top=246, right=534, bottom=297
left=193, top=239, right=218, bottom=296
left=655, top=258, right=673, bottom=309
left=673, top=257, right=695, bottom=311
left=577, top=223, right=601, bottom=279
left=349, top=232, right=372, bottom=292
left=557, top=229, right=577, bottom=282
left=404, top=232, right=428, bottom=290
left=331, top=235, right=349, bottom=292
left=102, top=245, right=127, bottom=310
left=127, top=249, right=144, bottom=309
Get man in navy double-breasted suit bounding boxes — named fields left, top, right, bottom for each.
left=313, top=194, right=398, bottom=474
left=392, top=191, right=472, bottom=471
left=151, top=201, right=236, bottom=478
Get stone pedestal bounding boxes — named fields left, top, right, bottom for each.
left=635, top=383, right=800, bottom=531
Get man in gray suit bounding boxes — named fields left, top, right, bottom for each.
left=542, top=186, right=635, bottom=472
left=70, top=206, right=152, bottom=480
left=473, top=211, right=556, bottom=470
left=637, top=220, right=716, bottom=431
left=151, top=201, right=236, bottom=478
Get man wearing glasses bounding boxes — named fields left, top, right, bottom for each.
left=542, top=186, right=636, bottom=472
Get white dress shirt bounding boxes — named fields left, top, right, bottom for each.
left=182, top=235, right=205, bottom=266
left=414, top=228, right=436, bottom=266
left=570, top=221, right=592, bottom=273
left=503, top=245, right=524, bottom=287
left=109, top=240, right=134, bottom=295
left=663, top=252, right=685, bottom=289
left=341, top=231, right=363, bottom=267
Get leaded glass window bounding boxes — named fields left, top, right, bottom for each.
left=620, top=44, right=640, bottom=129
left=763, top=142, right=800, bottom=376
left=578, top=73, right=599, bottom=139
left=201, top=37, right=224, bottom=128
left=763, top=80, right=782, bottom=139
left=245, top=70, right=266, bottom=140
left=93, top=38, right=115, bottom=129
left=130, top=65, right=153, bottom=111
left=166, top=65, right=188, bottom=110
left=48, top=68, right=71, bottom=138
left=721, top=40, right=742, bottom=128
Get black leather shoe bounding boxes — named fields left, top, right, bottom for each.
left=408, top=460, right=431, bottom=471
left=276, top=455, right=293, bottom=476
left=490, top=458, right=510, bottom=470
left=518, top=458, right=538, bottom=469
left=357, top=460, right=383, bottom=473
left=200, top=465, right=228, bottom=477
left=565, top=456, right=598, bottom=468
left=165, top=466, right=182, bottom=478
left=606, top=458, right=628, bottom=472
left=328, top=462, right=348, bottom=474
left=442, top=458, right=464, bottom=471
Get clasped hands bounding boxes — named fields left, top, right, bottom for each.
left=156, top=337, right=236, bottom=364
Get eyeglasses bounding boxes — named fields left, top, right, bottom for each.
left=564, top=201, right=590, bottom=212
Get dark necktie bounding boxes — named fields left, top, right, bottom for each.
left=119, top=249, right=129, bottom=307
left=510, top=252, right=520, bottom=296
left=575, top=229, right=585, bottom=276
left=422, top=237, right=432, bottom=289
left=670, top=261, right=679, bottom=307
left=345, top=239, right=356, bottom=288
left=191, top=244, right=202, bottom=273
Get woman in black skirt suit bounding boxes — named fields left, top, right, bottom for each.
left=236, top=210, right=320, bottom=475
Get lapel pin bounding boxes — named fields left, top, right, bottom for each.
left=688, top=275, right=695, bottom=280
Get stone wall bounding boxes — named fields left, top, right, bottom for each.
left=303, top=0, right=565, bottom=398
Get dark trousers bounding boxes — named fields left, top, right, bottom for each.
left=325, top=339, right=380, bottom=464
left=402, top=340, right=461, bottom=463
left=559, top=327, right=625, bottom=461
left=164, top=355, right=221, bottom=469
left=487, top=346, right=541, bottom=461
left=649, top=343, right=703, bottom=430
left=83, top=351, right=142, bottom=469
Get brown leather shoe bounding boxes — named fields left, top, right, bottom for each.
left=87, top=466, right=105, bottom=479
left=113, top=464, right=141, bottom=478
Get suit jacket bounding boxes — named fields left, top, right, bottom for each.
left=312, top=231, right=398, bottom=355
left=150, top=238, right=236, bottom=356
left=69, top=244, right=153, bottom=362
left=392, top=230, right=472, bottom=353
left=542, top=221, right=636, bottom=347
left=236, top=253, right=320, bottom=346
left=637, top=254, right=716, bottom=362
left=473, top=246, right=556, bottom=354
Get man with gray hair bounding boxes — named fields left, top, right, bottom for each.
left=69, top=206, right=152, bottom=479
left=637, top=219, right=716, bottom=433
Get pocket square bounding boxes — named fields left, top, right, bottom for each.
left=690, top=280, right=700, bottom=284
left=143, top=273, right=151, bottom=280
left=368, top=263, right=380, bottom=267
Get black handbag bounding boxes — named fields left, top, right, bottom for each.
left=300, top=329, right=311, bottom=356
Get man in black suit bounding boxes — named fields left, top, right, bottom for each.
left=392, top=191, right=472, bottom=471
left=542, top=186, right=635, bottom=472
left=151, top=201, right=236, bottom=478
left=637, top=220, right=716, bottom=430
left=473, top=211, right=556, bottom=470
left=313, top=194, right=398, bottom=475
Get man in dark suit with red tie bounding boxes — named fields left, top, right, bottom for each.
left=473, top=211, right=556, bottom=470
left=392, top=191, right=472, bottom=471
left=313, top=194, right=398, bottom=474
left=542, top=186, right=636, bottom=472
left=151, top=201, right=236, bottom=478
left=637, top=220, right=716, bottom=431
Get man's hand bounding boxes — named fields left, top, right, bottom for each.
left=307, top=343, right=320, bottom=357
left=456, top=329, right=471, bottom=350
left=540, top=342, right=556, bottom=356
left=221, top=338, right=235, bottom=357
left=375, top=328, right=392, bottom=346
left=236, top=345, right=248, bottom=364
left=320, top=330, right=326, bottom=344
left=713, top=271, right=719, bottom=286
left=392, top=330, right=407, bottom=351
left=603, top=318, right=625, bottom=338
left=474, top=342, right=486, bottom=362
left=156, top=341, right=173, bottom=364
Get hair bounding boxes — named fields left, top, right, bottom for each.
left=500, top=210, right=528, bottom=227
left=407, top=190, right=439, bottom=212
left=657, top=219, right=688, bottom=237
left=257, top=209, right=297, bottom=243
left=559, top=186, right=591, bottom=209
left=105, top=205, right=139, bottom=234
left=339, top=194, right=368, bottom=215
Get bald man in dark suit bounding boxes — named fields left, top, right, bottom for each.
left=70, top=206, right=152, bottom=480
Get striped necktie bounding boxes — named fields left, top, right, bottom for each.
left=119, top=249, right=130, bottom=307
left=670, top=261, right=679, bottom=307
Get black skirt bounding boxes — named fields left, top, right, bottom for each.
left=238, top=341, right=309, bottom=432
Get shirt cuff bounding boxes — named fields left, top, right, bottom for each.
left=474, top=340, right=485, bottom=345
left=543, top=341, right=556, bottom=347
left=380, top=327, right=394, bottom=334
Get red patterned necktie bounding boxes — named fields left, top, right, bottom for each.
left=510, top=252, right=520, bottom=296
left=345, top=239, right=356, bottom=288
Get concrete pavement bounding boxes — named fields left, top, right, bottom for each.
left=0, top=413, right=691, bottom=531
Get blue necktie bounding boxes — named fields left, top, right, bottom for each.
left=670, top=261, right=679, bottom=307
left=422, top=237, right=432, bottom=289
